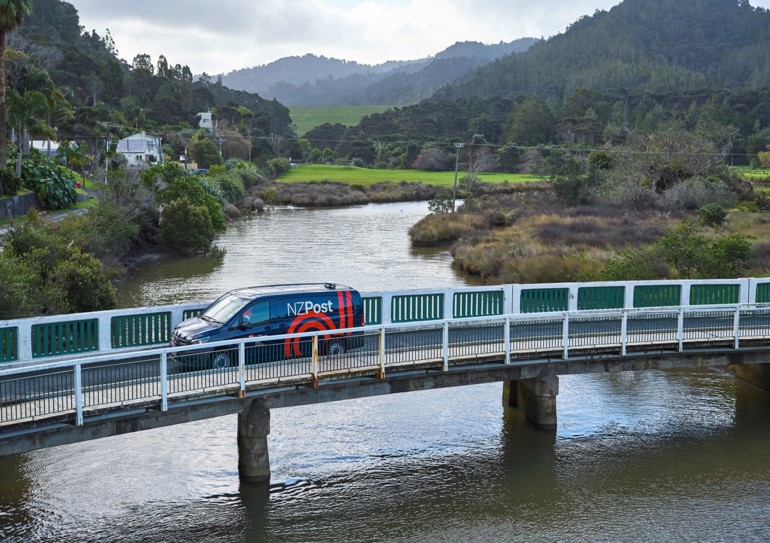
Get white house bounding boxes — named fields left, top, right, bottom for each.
left=117, top=132, right=164, bottom=166
left=199, top=111, right=213, bottom=131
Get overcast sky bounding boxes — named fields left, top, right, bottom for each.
left=68, top=0, right=770, bottom=75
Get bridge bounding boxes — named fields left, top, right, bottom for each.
left=2, top=278, right=770, bottom=483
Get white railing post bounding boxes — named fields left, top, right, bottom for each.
left=734, top=307, right=741, bottom=350
left=504, top=316, right=511, bottom=365
left=311, top=334, right=319, bottom=388
left=239, top=342, right=246, bottom=397
left=98, top=314, right=112, bottom=353
left=563, top=313, right=570, bottom=359
left=378, top=328, right=386, bottom=379
left=160, top=352, right=168, bottom=412
left=678, top=307, right=685, bottom=352
left=621, top=310, right=628, bottom=357
left=442, top=321, right=449, bottom=372
left=74, top=363, right=83, bottom=426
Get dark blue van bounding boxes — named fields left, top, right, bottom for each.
left=171, top=283, right=364, bottom=368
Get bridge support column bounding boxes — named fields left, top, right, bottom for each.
left=503, top=367, right=559, bottom=430
left=238, top=399, right=271, bottom=484
left=732, top=363, right=770, bottom=393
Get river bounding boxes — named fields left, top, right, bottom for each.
left=2, top=201, right=770, bottom=542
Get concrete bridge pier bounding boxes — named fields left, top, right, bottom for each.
left=238, top=399, right=271, bottom=484
left=503, top=367, right=559, bottom=430
left=732, top=363, right=770, bottom=394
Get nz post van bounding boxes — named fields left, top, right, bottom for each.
left=170, top=283, right=364, bottom=369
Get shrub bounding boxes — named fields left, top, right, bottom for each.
left=662, top=178, right=738, bottom=210
left=699, top=203, right=727, bottom=227
left=45, top=250, right=117, bottom=313
left=22, top=158, right=77, bottom=210
left=159, top=197, right=216, bottom=255
left=237, top=168, right=265, bottom=189
left=268, top=157, right=289, bottom=177
left=214, top=173, right=245, bottom=206
left=159, top=176, right=225, bottom=233
left=0, top=167, right=23, bottom=196
left=428, top=192, right=453, bottom=214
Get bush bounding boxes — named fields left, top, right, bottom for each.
left=268, top=157, right=289, bottom=177
left=237, top=168, right=265, bottom=189
left=45, top=250, right=117, bottom=313
left=22, top=158, right=77, bottom=210
left=159, top=197, right=216, bottom=255
left=428, top=192, right=453, bottom=214
left=0, top=167, right=23, bottom=196
left=663, top=178, right=738, bottom=210
left=699, top=203, right=727, bottom=227
left=214, top=173, right=245, bottom=206
left=159, top=176, right=226, bottom=233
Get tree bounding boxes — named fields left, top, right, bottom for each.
left=6, top=88, right=49, bottom=176
left=0, top=0, right=32, bottom=194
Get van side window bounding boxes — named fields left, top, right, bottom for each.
left=243, top=301, right=270, bottom=325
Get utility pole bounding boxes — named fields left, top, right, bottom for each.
left=452, top=142, right=464, bottom=213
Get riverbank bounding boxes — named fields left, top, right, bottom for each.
left=409, top=187, right=770, bottom=284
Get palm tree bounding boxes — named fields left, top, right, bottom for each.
left=0, top=0, right=32, bottom=194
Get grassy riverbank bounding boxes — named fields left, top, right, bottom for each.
left=409, top=188, right=770, bottom=284
left=256, top=165, right=541, bottom=206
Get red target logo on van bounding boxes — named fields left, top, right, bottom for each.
left=284, top=291, right=354, bottom=357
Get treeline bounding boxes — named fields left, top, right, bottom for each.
left=301, top=88, right=770, bottom=170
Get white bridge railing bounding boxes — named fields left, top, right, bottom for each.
left=2, top=303, right=770, bottom=429
left=1, top=278, right=769, bottom=366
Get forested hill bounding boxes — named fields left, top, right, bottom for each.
left=9, top=0, right=294, bottom=143
left=434, top=0, right=770, bottom=100
left=220, top=39, right=537, bottom=106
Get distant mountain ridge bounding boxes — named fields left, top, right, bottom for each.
left=219, top=39, right=538, bottom=106
left=432, top=0, right=770, bottom=100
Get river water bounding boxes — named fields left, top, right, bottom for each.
left=2, top=201, right=770, bottom=542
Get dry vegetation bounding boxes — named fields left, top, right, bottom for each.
left=411, top=186, right=770, bottom=284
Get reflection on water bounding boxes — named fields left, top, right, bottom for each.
left=2, top=202, right=770, bottom=542
left=117, top=202, right=471, bottom=308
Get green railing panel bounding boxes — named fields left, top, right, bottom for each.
left=756, top=283, right=770, bottom=303
left=520, top=288, right=569, bottom=313
left=577, top=286, right=625, bottom=310
left=183, top=309, right=202, bottom=320
left=453, top=291, right=504, bottom=318
left=633, top=285, right=681, bottom=308
left=363, top=296, right=382, bottom=325
left=32, top=319, right=99, bottom=359
left=391, top=293, right=444, bottom=323
left=690, top=284, right=740, bottom=305
left=111, top=312, right=172, bottom=348
left=1, top=327, right=18, bottom=362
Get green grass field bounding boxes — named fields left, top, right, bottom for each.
left=733, top=166, right=770, bottom=180
left=278, top=164, right=542, bottom=187
left=290, top=106, right=397, bottom=136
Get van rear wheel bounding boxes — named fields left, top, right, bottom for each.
left=212, top=351, right=232, bottom=369
left=327, top=340, right=346, bottom=356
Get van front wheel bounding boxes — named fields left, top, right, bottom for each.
left=327, top=340, right=346, bottom=356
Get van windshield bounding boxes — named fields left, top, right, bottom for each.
left=202, top=293, right=251, bottom=324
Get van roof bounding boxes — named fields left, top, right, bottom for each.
left=231, top=283, right=355, bottom=298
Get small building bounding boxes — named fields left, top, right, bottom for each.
left=117, top=132, right=164, bottom=166
left=199, top=111, right=213, bottom=131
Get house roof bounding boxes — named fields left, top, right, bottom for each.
left=117, top=132, right=160, bottom=154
